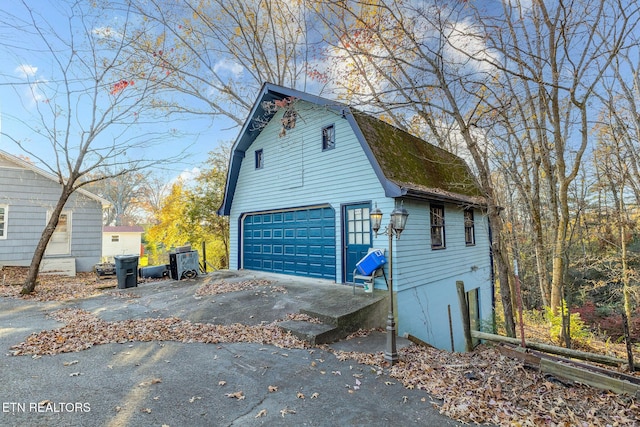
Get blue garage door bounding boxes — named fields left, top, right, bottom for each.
left=243, top=206, right=336, bottom=279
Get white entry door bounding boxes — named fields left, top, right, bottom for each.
left=45, top=211, right=71, bottom=255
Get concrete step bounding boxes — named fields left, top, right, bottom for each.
left=277, top=291, right=389, bottom=345
left=276, top=320, right=337, bottom=345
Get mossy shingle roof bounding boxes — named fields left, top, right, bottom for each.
left=351, top=112, right=486, bottom=205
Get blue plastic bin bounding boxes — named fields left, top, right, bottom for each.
left=356, top=250, right=387, bottom=276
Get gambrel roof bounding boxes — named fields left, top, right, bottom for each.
left=219, top=83, right=486, bottom=215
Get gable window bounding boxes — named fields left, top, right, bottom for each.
left=430, top=204, right=445, bottom=249
left=111, top=235, right=120, bottom=243
left=322, top=124, right=335, bottom=151
left=464, top=208, right=475, bottom=246
left=0, top=205, right=7, bottom=239
left=255, top=149, right=264, bottom=169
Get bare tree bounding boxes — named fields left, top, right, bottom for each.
left=110, top=0, right=323, bottom=126
left=86, top=168, right=151, bottom=226
left=0, top=0, right=188, bottom=293
left=315, top=0, right=517, bottom=336
left=479, top=0, right=640, bottom=314
left=315, top=0, right=640, bottom=331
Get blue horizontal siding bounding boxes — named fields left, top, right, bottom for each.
left=0, top=166, right=103, bottom=272
left=229, top=101, right=387, bottom=281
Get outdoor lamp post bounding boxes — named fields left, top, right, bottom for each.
left=370, top=201, right=409, bottom=365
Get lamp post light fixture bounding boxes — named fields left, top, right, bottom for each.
left=370, top=201, right=409, bottom=365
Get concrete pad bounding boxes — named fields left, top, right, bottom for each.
left=0, top=270, right=468, bottom=426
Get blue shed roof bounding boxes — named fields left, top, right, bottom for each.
left=218, top=83, right=485, bottom=215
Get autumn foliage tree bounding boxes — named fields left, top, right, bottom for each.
left=145, top=143, right=230, bottom=269
left=145, top=180, right=193, bottom=260
left=184, top=143, right=231, bottom=269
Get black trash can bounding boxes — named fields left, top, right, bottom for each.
left=114, top=255, right=139, bottom=289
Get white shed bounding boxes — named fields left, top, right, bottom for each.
left=102, top=225, right=143, bottom=261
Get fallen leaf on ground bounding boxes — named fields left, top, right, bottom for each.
left=280, top=408, right=296, bottom=417
left=255, top=409, right=267, bottom=418
left=225, top=391, right=245, bottom=400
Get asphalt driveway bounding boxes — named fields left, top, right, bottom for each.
left=0, top=271, right=463, bottom=427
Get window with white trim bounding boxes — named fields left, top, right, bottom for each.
left=0, top=205, right=7, bottom=239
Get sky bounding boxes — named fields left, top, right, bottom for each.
left=0, top=0, right=239, bottom=184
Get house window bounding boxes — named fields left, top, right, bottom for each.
left=322, top=124, right=335, bottom=151
left=255, top=149, right=263, bottom=169
left=111, top=235, right=120, bottom=242
left=464, top=208, right=475, bottom=246
left=0, top=205, right=7, bottom=239
left=430, top=204, right=445, bottom=249
left=347, top=206, right=371, bottom=245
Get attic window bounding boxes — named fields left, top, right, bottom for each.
left=255, top=149, right=264, bottom=169
left=430, top=204, right=445, bottom=249
left=322, top=124, right=335, bottom=151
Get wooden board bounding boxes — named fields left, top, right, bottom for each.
left=540, top=359, right=640, bottom=397
left=497, top=345, right=541, bottom=369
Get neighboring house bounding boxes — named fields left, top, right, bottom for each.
left=219, top=83, right=493, bottom=351
left=102, top=225, right=144, bottom=261
left=0, top=150, right=109, bottom=274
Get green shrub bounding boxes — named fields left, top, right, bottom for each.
left=544, top=302, right=591, bottom=345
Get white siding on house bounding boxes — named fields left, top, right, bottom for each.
left=229, top=102, right=387, bottom=282
left=102, top=232, right=142, bottom=260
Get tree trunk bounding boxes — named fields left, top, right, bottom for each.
left=620, top=193, right=633, bottom=331
left=550, top=240, right=565, bottom=314
left=534, top=240, right=550, bottom=307
left=488, top=204, right=516, bottom=337
left=21, top=186, right=73, bottom=294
